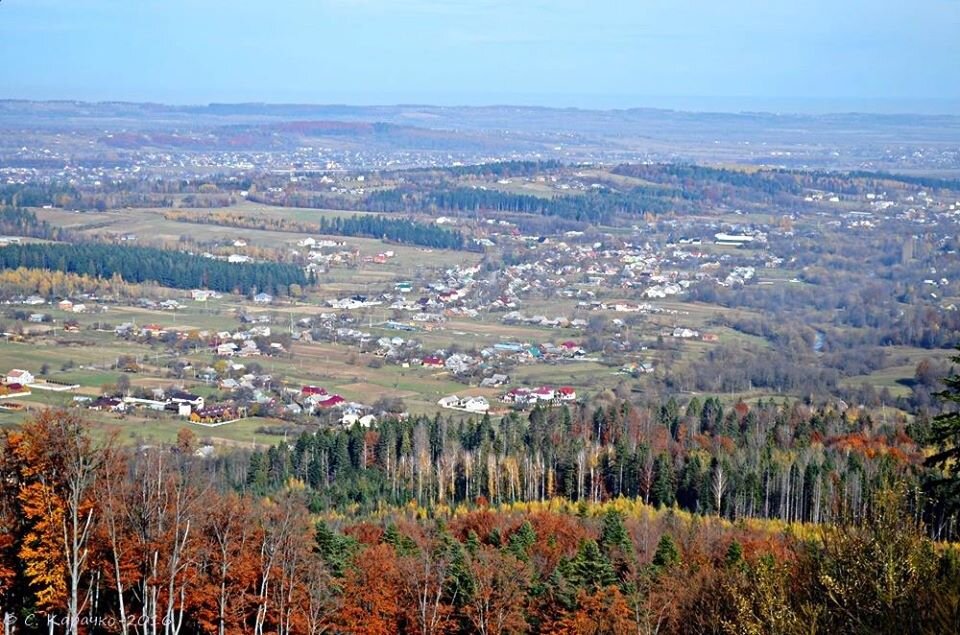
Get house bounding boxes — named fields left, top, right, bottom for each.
left=141, top=324, right=167, bottom=338
left=168, top=391, right=204, bottom=411
left=532, top=386, right=555, bottom=402
left=217, top=342, right=239, bottom=356
left=253, top=293, right=273, bottom=304
left=557, top=386, right=577, bottom=401
left=301, top=385, right=329, bottom=397
left=340, top=411, right=362, bottom=426
left=0, top=383, right=31, bottom=398
left=89, top=397, right=126, bottom=412
left=122, top=397, right=167, bottom=411
left=621, top=361, right=655, bottom=376
left=58, top=300, right=74, bottom=311
left=28, top=313, right=47, bottom=323
left=480, top=374, right=509, bottom=388
left=462, top=396, right=490, bottom=413
left=24, top=295, right=45, bottom=306
left=238, top=340, right=261, bottom=357
left=714, top=233, right=754, bottom=246
left=422, top=356, right=445, bottom=368
left=5, top=369, right=34, bottom=386
left=228, top=254, right=251, bottom=264
left=315, top=394, right=346, bottom=409
left=502, top=388, right=535, bottom=405
left=437, top=395, right=461, bottom=409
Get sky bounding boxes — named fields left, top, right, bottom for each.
left=1, top=0, right=959, bottom=113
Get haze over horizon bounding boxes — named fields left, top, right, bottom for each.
left=2, top=0, right=959, bottom=115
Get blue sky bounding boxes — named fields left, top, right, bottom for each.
left=1, top=0, right=959, bottom=112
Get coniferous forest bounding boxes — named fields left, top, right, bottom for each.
left=0, top=243, right=309, bottom=295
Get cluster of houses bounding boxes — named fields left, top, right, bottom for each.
left=293, top=386, right=378, bottom=426
left=113, top=322, right=286, bottom=358
left=468, top=219, right=792, bottom=318
left=86, top=388, right=236, bottom=423
left=501, top=311, right=589, bottom=329
left=387, top=339, right=588, bottom=380
left=500, top=385, right=577, bottom=406
left=437, top=394, right=490, bottom=414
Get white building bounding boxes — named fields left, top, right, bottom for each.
left=5, top=369, right=34, bottom=385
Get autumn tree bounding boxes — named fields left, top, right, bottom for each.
left=338, top=543, right=401, bottom=634
left=464, top=545, right=530, bottom=635
left=11, top=410, right=109, bottom=635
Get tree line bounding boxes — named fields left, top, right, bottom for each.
left=358, top=187, right=683, bottom=224
left=0, top=243, right=309, bottom=295
left=163, top=210, right=468, bottom=250
left=0, top=206, right=67, bottom=241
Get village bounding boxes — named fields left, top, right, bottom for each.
left=0, top=154, right=956, bottom=450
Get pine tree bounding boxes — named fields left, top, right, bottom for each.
left=568, top=540, right=617, bottom=592
left=652, top=453, right=676, bottom=507
left=314, top=522, right=356, bottom=578
left=652, top=534, right=680, bottom=569
left=599, top=510, right=632, bottom=557
left=507, top=521, right=537, bottom=562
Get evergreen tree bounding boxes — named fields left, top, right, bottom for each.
left=507, top=521, right=537, bottom=562
left=924, top=348, right=960, bottom=527
left=314, top=521, right=356, bottom=578
left=652, top=453, right=676, bottom=507
left=652, top=534, right=680, bottom=569
left=599, top=510, right=632, bottom=557
left=567, top=540, right=617, bottom=592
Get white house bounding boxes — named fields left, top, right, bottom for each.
left=462, top=397, right=490, bottom=413
left=437, top=395, right=461, bottom=409
left=6, top=369, right=34, bottom=385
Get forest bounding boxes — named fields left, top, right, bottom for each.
left=245, top=395, right=940, bottom=531
left=0, top=243, right=309, bottom=295
left=1, top=399, right=959, bottom=635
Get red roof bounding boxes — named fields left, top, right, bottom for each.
left=422, top=356, right=444, bottom=366
left=533, top=386, right=554, bottom=395
left=302, top=385, right=328, bottom=396
left=317, top=395, right=345, bottom=408
left=561, top=341, right=578, bottom=349
left=558, top=386, right=576, bottom=395
left=4, top=383, right=25, bottom=392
